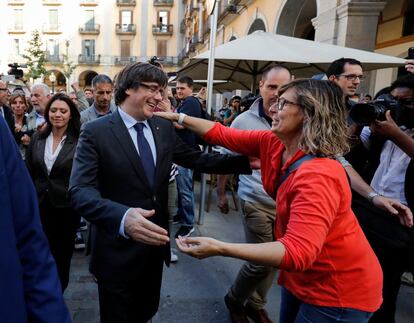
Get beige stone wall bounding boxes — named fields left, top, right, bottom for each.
left=0, top=0, right=181, bottom=85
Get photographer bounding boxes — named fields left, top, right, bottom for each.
left=351, top=75, right=414, bottom=323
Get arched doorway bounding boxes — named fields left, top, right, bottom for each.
left=275, top=0, right=317, bottom=40
left=79, top=70, right=98, bottom=88
left=248, top=18, right=266, bottom=34
left=45, top=69, right=65, bottom=93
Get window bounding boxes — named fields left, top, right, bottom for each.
left=13, top=9, right=23, bottom=29
left=47, top=39, right=59, bottom=57
left=157, top=40, right=167, bottom=57
left=403, top=2, right=414, bottom=36
left=121, top=10, right=132, bottom=31
left=121, top=40, right=130, bottom=57
left=12, top=39, right=20, bottom=56
left=48, top=9, right=59, bottom=30
left=82, top=39, right=95, bottom=57
left=158, top=11, right=169, bottom=27
left=85, top=10, right=95, bottom=30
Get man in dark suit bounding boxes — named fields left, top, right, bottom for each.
left=69, top=63, right=251, bottom=323
left=0, top=80, right=14, bottom=132
left=0, top=117, right=71, bottom=323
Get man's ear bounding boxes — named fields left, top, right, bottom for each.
left=259, top=80, right=264, bottom=88
left=328, top=75, right=336, bottom=82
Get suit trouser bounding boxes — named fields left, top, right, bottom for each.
left=39, top=198, right=79, bottom=292
left=97, top=257, right=164, bottom=323
left=228, top=199, right=277, bottom=309
left=352, top=197, right=412, bottom=323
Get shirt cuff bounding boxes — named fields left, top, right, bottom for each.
left=119, top=208, right=131, bottom=239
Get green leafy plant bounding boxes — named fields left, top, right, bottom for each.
left=22, top=30, right=47, bottom=80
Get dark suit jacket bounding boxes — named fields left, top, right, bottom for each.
left=1, top=105, right=14, bottom=133
left=26, top=131, right=78, bottom=208
left=0, top=118, right=71, bottom=323
left=69, top=110, right=251, bottom=282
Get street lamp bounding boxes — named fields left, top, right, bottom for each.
left=49, top=72, right=56, bottom=94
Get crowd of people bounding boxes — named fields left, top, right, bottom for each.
left=0, top=57, right=413, bottom=323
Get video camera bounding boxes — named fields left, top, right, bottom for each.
left=349, top=94, right=401, bottom=126
left=8, top=63, right=25, bottom=79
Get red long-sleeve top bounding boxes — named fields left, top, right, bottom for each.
left=204, top=123, right=382, bottom=312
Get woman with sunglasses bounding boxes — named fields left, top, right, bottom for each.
left=26, top=93, right=81, bottom=292
left=155, top=79, right=384, bottom=323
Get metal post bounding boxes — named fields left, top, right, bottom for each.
left=197, top=0, right=219, bottom=225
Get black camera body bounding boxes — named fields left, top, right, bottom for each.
left=8, top=63, right=25, bottom=79
left=349, top=94, right=401, bottom=126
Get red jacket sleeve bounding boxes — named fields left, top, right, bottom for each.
left=204, top=122, right=270, bottom=158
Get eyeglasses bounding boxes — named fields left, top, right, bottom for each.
left=336, top=74, right=366, bottom=81
left=140, top=83, right=164, bottom=96
left=275, top=97, right=302, bottom=111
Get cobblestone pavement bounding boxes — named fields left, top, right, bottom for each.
left=64, top=186, right=414, bottom=323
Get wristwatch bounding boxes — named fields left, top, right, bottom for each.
left=367, top=191, right=379, bottom=204
left=177, top=113, right=187, bottom=125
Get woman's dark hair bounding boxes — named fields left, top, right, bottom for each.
left=40, top=93, right=81, bottom=139
left=114, top=62, right=168, bottom=105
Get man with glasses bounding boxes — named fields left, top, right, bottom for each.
left=222, top=65, right=291, bottom=323
left=69, top=63, right=252, bottom=323
left=0, top=80, right=14, bottom=133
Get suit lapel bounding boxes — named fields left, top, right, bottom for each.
left=49, top=134, right=75, bottom=176
left=36, top=137, right=49, bottom=177
left=110, top=111, right=152, bottom=189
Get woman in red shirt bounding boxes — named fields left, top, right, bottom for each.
left=156, top=79, right=384, bottom=322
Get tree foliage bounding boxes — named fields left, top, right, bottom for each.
left=22, top=30, right=47, bottom=80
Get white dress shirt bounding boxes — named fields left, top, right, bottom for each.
left=117, top=107, right=158, bottom=238
left=361, top=126, right=412, bottom=205
left=44, top=132, right=66, bottom=175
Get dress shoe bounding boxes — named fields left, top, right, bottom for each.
left=245, top=303, right=273, bottom=323
left=224, top=294, right=249, bottom=323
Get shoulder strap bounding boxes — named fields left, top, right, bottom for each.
left=276, top=155, right=315, bottom=191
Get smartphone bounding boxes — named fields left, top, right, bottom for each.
left=408, top=47, right=414, bottom=59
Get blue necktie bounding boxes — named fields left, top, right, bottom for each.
left=133, top=123, right=155, bottom=187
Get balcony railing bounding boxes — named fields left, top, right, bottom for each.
left=42, top=23, right=62, bottom=33
left=114, top=56, right=138, bottom=65
left=153, top=0, right=173, bottom=6
left=115, top=23, right=136, bottom=35
left=152, top=24, right=173, bottom=35
left=8, top=0, right=25, bottom=5
left=79, top=24, right=100, bottom=34
left=157, top=56, right=178, bottom=66
left=42, top=0, right=62, bottom=5
left=78, top=54, right=101, bottom=64
left=8, top=24, right=25, bottom=32
left=79, top=0, right=98, bottom=6
left=116, top=0, right=136, bottom=6
left=45, top=53, right=62, bottom=63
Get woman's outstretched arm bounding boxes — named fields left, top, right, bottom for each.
left=176, top=236, right=286, bottom=267
left=154, top=111, right=215, bottom=137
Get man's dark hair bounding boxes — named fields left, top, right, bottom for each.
left=91, top=74, right=113, bottom=89
left=390, top=74, right=414, bottom=93
left=261, top=65, right=291, bottom=80
left=114, top=62, right=168, bottom=105
left=326, top=58, right=362, bottom=78
left=176, top=76, right=194, bottom=88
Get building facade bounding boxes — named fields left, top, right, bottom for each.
left=1, top=0, right=185, bottom=90
left=180, top=0, right=414, bottom=96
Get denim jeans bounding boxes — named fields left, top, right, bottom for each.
left=280, top=287, right=373, bottom=323
left=176, top=166, right=194, bottom=226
